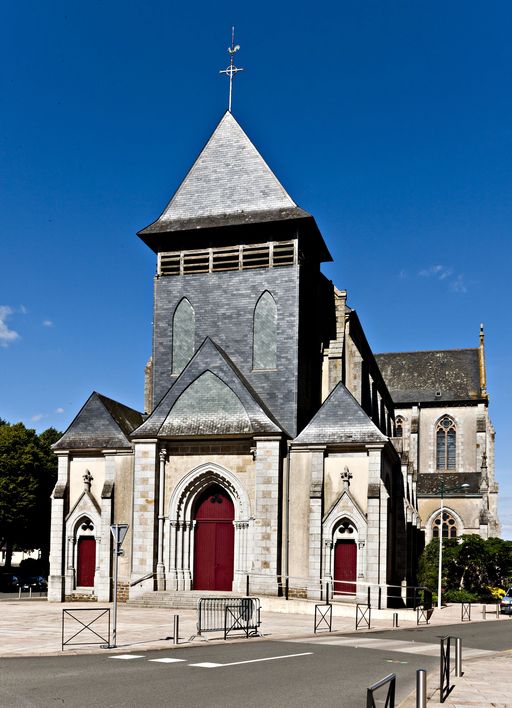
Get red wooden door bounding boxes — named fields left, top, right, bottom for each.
left=193, top=485, right=234, bottom=591
left=334, top=540, right=357, bottom=595
left=77, top=537, right=96, bottom=587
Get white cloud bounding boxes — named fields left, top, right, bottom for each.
left=419, top=265, right=454, bottom=280
left=451, top=275, right=467, bottom=294
left=30, top=414, right=44, bottom=422
left=55, top=407, right=65, bottom=414
left=0, top=306, right=20, bottom=347
left=19, top=305, right=27, bottom=315
left=42, top=319, right=54, bottom=327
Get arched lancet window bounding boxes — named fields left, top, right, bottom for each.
left=253, top=291, right=277, bottom=370
left=172, top=298, right=195, bottom=375
left=395, top=416, right=404, bottom=437
left=432, top=511, right=457, bottom=539
left=436, top=416, right=456, bottom=470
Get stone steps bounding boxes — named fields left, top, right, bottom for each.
left=127, top=590, right=241, bottom=609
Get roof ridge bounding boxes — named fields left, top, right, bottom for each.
left=375, top=348, right=479, bottom=356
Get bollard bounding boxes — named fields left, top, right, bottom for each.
left=416, top=669, right=427, bottom=708
left=393, top=612, right=399, bottom=628
left=246, top=574, right=250, bottom=597
left=455, top=637, right=462, bottom=677
left=173, top=614, right=179, bottom=645
left=482, top=605, right=486, bottom=619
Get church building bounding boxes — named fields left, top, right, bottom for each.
left=48, top=110, right=498, bottom=605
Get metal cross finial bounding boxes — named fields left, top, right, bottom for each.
left=219, top=27, right=244, bottom=113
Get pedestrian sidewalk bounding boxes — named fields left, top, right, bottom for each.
left=1, top=598, right=510, bottom=707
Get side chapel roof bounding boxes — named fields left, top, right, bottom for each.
left=138, top=111, right=310, bottom=237
left=374, top=349, right=482, bottom=404
left=132, top=337, right=284, bottom=438
left=294, top=381, right=387, bottom=445
left=52, top=393, right=143, bottom=450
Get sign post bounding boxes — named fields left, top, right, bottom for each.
left=109, top=524, right=129, bottom=648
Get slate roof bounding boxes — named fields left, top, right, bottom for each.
left=52, top=393, right=143, bottom=450
left=132, top=337, right=284, bottom=438
left=294, top=381, right=387, bottom=445
left=138, top=111, right=310, bottom=236
left=374, top=349, right=482, bottom=404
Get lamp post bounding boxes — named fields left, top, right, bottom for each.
left=437, top=482, right=469, bottom=609
left=110, top=524, right=129, bottom=648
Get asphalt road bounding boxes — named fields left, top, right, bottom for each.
left=1, top=621, right=509, bottom=708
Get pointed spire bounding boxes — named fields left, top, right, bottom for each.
left=479, top=323, right=487, bottom=397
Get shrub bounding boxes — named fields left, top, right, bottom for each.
left=443, top=589, right=479, bottom=603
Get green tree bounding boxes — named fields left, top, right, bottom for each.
left=0, top=420, right=60, bottom=572
left=418, top=534, right=512, bottom=602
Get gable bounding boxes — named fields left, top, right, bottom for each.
left=53, top=392, right=142, bottom=450
left=160, top=371, right=252, bottom=436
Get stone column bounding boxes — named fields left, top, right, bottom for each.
left=48, top=454, right=69, bottom=602
left=251, top=436, right=281, bottom=595
left=366, top=445, right=387, bottom=608
left=96, top=452, right=115, bottom=602
left=130, top=441, right=158, bottom=598
left=156, top=448, right=167, bottom=590
left=166, top=520, right=178, bottom=591
left=308, top=447, right=325, bottom=600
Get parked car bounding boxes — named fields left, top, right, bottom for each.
left=18, top=576, right=47, bottom=593
left=499, top=588, right=512, bottom=614
left=0, top=573, right=20, bottom=592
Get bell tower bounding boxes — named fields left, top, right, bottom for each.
left=138, top=111, right=333, bottom=436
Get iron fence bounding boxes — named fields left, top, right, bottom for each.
left=356, top=603, right=371, bottom=630
left=314, top=603, right=332, bottom=633
left=224, top=603, right=260, bottom=639
left=196, top=596, right=261, bottom=637
left=439, top=636, right=453, bottom=703
left=61, top=608, right=110, bottom=651
left=416, top=606, right=433, bottom=625
left=366, top=673, right=396, bottom=708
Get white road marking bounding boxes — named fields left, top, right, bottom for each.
left=287, top=637, right=495, bottom=659
left=189, top=652, right=313, bottom=668
left=110, top=654, right=145, bottom=660
left=148, top=658, right=186, bottom=663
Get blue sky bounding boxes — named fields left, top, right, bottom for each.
left=1, top=2, right=511, bottom=534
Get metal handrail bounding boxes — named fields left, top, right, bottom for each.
left=129, top=571, right=155, bottom=587
left=366, top=673, right=396, bottom=707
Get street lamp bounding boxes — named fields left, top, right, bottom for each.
left=110, top=524, right=129, bottom=648
left=437, top=482, right=469, bottom=609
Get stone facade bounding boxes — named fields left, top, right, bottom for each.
left=48, top=110, right=494, bottom=609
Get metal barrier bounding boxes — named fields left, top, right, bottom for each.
left=314, top=603, right=332, bottom=633
left=416, top=606, right=433, bottom=625
left=165, top=614, right=180, bottom=643
left=461, top=602, right=471, bottom=621
left=366, top=673, right=396, bottom=707
left=62, top=608, right=110, bottom=651
left=416, top=669, right=427, bottom=708
left=439, top=636, right=462, bottom=703
left=392, top=612, right=399, bottom=628
left=224, top=602, right=260, bottom=640
left=356, top=603, right=371, bottom=630
left=196, top=597, right=261, bottom=637
left=482, top=602, right=500, bottom=619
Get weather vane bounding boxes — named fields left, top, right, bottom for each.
left=219, top=27, right=244, bottom=113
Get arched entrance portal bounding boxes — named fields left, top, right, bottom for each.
left=77, top=537, right=96, bottom=587
left=193, top=484, right=234, bottom=591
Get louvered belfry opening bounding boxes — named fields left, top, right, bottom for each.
left=159, top=241, right=296, bottom=277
